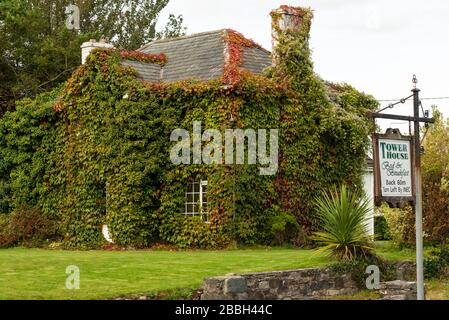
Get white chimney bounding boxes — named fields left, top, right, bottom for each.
left=80, top=38, right=114, bottom=64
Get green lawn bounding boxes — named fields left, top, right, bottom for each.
left=0, top=242, right=427, bottom=300
left=0, top=247, right=333, bottom=300
left=374, top=240, right=423, bottom=260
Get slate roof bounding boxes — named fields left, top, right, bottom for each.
left=121, top=60, right=162, bottom=81
left=123, top=29, right=272, bottom=83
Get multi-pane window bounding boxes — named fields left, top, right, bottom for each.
left=184, top=180, right=208, bottom=222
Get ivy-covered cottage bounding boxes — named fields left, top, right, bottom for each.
left=0, top=6, right=377, bottom=248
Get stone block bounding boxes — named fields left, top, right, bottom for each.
left=224, top=276, right=247, bottom=294
left=258, top=280, right=270, bottom=290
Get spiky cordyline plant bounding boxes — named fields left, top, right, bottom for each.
left=312, top=184, right=374, bottom=260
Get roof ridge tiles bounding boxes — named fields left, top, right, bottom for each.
left=139, top=29, right=228, bottom=51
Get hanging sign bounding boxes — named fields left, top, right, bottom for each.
left=373, top=128, right=415, bottom=207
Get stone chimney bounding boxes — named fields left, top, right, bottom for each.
left=271, top=6, right=311, bottom=65
left=80, top=38, right=114, bottom=64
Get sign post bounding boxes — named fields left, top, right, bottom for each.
left=412, top=86, right=424, bottom=300
left=370, top=76, right=434, bottom=300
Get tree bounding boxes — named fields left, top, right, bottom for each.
left=0, top=0, right=92, bottom=113
left=156, top=14, right=186, bottom=39
left=0, top=0, right=186, bottom=114
left=422, top=107, right=449, bottom=243
left=76, top=0, right=178, bottom=49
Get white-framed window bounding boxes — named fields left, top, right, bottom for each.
left=184, top=180, right=208, bottom=222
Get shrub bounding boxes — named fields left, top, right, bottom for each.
left=424, top=246, right=449, bottom=279
left=424, top=256, right=445, bottom=279
left=0, top=214, right=15, bottom=247
left=422, top=178, right=449, bottom=243
left=422, top=109, right=449, bottom=243
left=381, top=203, right=415, bottom=246
left=374, top=215, right=391, bottom=240
left=268, top=208, right=299, bottom=245
left=0, top=207, right=59, bottom=248
left=329, top=254, right=395, bottom=288
left=312, top=184, right=374, bottom=260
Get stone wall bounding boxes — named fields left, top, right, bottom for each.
left=201, top=261, right=418, bottom=300
left=201, top=268, right=359, bottom=300
left=379, top=280, right=420, bottom=300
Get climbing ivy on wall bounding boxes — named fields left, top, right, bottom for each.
left=270, top=7, right=377, bottom=235
left=0, top=87, right=60, bottom=215
left=0, top=8, right=378, bottom=248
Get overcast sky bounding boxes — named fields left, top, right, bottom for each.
left=157, top=0, right=449, bottom=133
